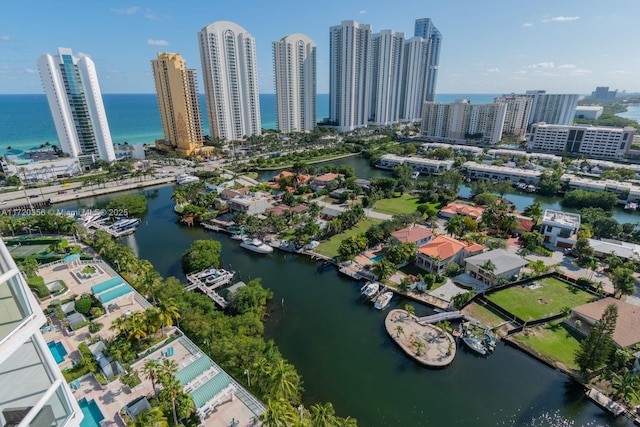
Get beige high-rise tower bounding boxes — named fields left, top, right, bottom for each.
left=151, top=52, right=204, bottom=155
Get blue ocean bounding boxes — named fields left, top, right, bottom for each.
left=0, top=93, right=498, bottom=151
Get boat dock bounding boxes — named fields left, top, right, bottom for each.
left=586, top=388, right=625, bottom=417
left=85, top=217, right=140, bottom=238
left=185, top=267, right=235, bottom=308
left=417, top=311, right=464, bottom=324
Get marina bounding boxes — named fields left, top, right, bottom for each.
left=185, top=267, right=236, bottom=308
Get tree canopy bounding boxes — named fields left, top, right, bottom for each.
left=181, top=240, right=223, bottom=274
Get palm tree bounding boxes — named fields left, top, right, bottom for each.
left=265, top=359, right=302, bottom=403
left=412, top=339, right=426, bottom=356
left=175, top=391, right=195, bottom=422
left=110, top=316, right=129, bottom=337
left=610, top=368, right=640, bottom=402
left=156, top=298, right=180, bottom=335
left=126, top=311, right=148, bottom=343
left=372, top=259, right=395, bottom=281
left=261, top=398, right=294, bottom=427
left=309, top=402, right=337, bottom=427
left=130, top=407, right=168, bottom=427
left=403, top=304, right=415, bottom=317
left=395, top=325, right=404, bottom=338
left=445, top=215, right=466, bottom=238
left=142, top=359, right=161, bottom=399
left=158, top=375, right=181, bottom=426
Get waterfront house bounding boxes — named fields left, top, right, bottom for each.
left=390, top=225, right=433, bottom=247
left=439, top=203, right=484, bottom=220
left=266, top=204, right=308, bottom=216
left=587, top=238, right=640, bottom=261
left=463, top=249, right=528, bottom=285
left=310, top=173, right=343, bottom=191
left=541, top=209, right=580, bottom=249
left=227, top=192, right=272, bottom=216
left=415, top=235, right=485, bottom=274
left=567, top=297, right=640, bottom=348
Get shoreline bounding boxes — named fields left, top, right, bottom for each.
left=251, top=152, right=363, bottom=171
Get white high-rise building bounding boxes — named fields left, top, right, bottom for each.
left=414, top=18, right=441, bottom=104
left=272, top=33, right=317, bottom=133
left=525, top=90, right=579, bottom=126
left=38, top=48, right=115, bottom=161
left=400, top=37, right=430, bottom=122
left=494, top=94, right=533, bottom=138
left=0, top=239, right=82, bottom=426
left=369, top=30, right=404, bottom=126
left=199, top=21, right=261, bottom=141
left=421, top=100, right=507, bottom=144
left=329, top=20, right=372, bottom=132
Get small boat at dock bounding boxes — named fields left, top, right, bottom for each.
left=462, top=336, right=488, bottom=355
left=360, top=281, right=380, bottom=299
left=240, top=238, right=274, bottom=254
left=374, top=291, right=393, bottom=310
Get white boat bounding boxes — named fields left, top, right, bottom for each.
left=240, top=238, right=274, bottom=254
left=462, top=336, right=487, bottom=355
left=230, top=232, right=247, bottom=240
left=410, top=171, right=420, bottom=179
left=360, top=281, right=380, bottom=299
left=110, top=218, right=140, bottom=232
left=176, top=174, right=200, bottom=185
left=374, top=291, right=393, bottom=310
left=624, top=202, right=638, bottom=211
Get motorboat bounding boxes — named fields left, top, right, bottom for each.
left=462, top=336, right=488, bottom=355
left=110, top=218, right=140, bottom=232
left=176, top=174, right=200, bottom=185
left=360, top=281, right=380, bottom=299
left=625, top=202, right=638, bottom=211
left=374, top=291, right=393, bottom=310
left=410, top=171, right=420, bottom=179
left=230, top=232, right=247, bottom=241
left=240, top=238, right=274, bottom=254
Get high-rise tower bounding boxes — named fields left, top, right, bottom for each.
left=273, top=34, right=317, bottom=133
left=329, top=20, right=372, bottom=132
left=369, top=30, right=404, bottom=126
left=38, top=48, right=115, bottom=161
left=151, top=52, right=204, bottom=155
left=198, top=21, right=261, bottom=141
left=400, top=36, right=430, bottom=121
left=414, top=18, right=441, bottom=104
left=0, top=239, right=83, bottom=426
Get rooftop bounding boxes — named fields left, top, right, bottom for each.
left=417, top=235, right=485, bottom=261
left=464, top=249, right=528, bottom=275
left=390, top=225, right=433, bottom=244
left=542, top=209, right=581, bottom=228
left=572, top=297, right=640, bottom=348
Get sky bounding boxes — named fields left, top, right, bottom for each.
left=1, top=0, right=639, bottom=95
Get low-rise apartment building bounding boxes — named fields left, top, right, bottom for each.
left=460, top=161, right=541, bottom=185
left=376, top=154, right=454, bottom=175
left=541, top=209, right=581, bottom=248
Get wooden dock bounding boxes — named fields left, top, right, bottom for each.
left=586, top=388, right=625, bottom=417
left=185, top=267, right=235, bottom=308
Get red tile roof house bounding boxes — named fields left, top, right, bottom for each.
left=567, top=297, right=640, bottom=348
left=310, top=173, right=343, bottom=191
left=390, top=225, right=434, bottom=247
left=266, top=204, right=308, bottom=216
left=439, top=203, right=484, bottom=220
left=415, top=235, right=485, bottom=274
left=271, top=170, right=312, bottom=186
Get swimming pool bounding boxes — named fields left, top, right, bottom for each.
left=369, top=253, right=384, bottom=263
left=47, top=340, right=67, bottom=364
left=78, top=398, right=105, bottom=427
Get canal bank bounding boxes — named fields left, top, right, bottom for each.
left=55, top=184, right=634, bottom=426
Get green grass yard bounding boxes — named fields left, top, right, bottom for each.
left=486, top=277, right=595, bottom=321
left=314, top=218, right=382, bottom=258
left=462, top=302, right=509, bottom=328
left=513, top=322, right=581, bottom=371
left=373, top=194, right=438, bottom=216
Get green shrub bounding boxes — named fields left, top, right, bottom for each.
left=75, top=297, right=92, bottom=315
left=27, top=276, right=49, bottom=297
left=576, top=277, right=593, bottom=288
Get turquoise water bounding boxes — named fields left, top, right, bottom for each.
left=98, top=284, right=132, bottom=303
left=90, top=277, right=123, bottom=294
left=369, top=253, right=384, bottom=262
left=78, top=398, right=105, bottom=427
left=46, top=340, right=67, bottom=364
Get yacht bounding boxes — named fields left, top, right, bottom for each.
left=176, top=174, right=200, bottom=185
left=462, top=336, right=488, bottom=356
left=240, top=238, right=274, bottom=254
left=110, top=218, right=140, bottom=233
left=374, top=291, right=393, bottom=310
left=360, top=281, right=380, bottom=299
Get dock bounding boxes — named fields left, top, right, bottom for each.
left=185, top=267, right=235, bottom=308
left=586, top=388, right=625, bottom=417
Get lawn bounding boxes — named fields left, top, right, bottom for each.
left=462, top=302, right=509, bottom=328
left=513, top=322, right=581, bottom=371
left=314, top=218, right=382, bottom=258
left=373, top=194, right=438, bottom=216
left=486, top=277, right=595, bottom=321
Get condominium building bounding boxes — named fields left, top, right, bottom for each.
left=0, top=239, right=82, bottom=426
left=494, top=94, right=533, bottom=138
left=369, top=30, right=404, bottom=125
left=525, top=90, right=579, bottom=126
left=460, top=161, right=541, bottom=185
left=151, top=52, right=205, bottom=155
left=329, top=20, right=372, bottom=132
left=413, top=18, right=441, bottom=104
left=528, top=123, right=636, bottom=159
left=38, top=48, right=115, bottom=161
left=272, top=33, right=317, bottom=133
left=376, top=153, right=454, bottom=174
left=400, top=36, right=430, bottom=121
left=198, top=21, right=261, bottom=141
left=421, top=100, right=507, bottom=144
left=591, top=86, right=617, bottom=101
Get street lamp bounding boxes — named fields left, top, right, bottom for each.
left=244, top=369, right=250, bottom=388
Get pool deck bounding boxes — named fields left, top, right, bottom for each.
left=37, top=260, right=264, bottom=427
left=384, top=309, right=456, bottom=367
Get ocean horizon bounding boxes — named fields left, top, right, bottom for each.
left=0, top=93, right=500, bottom=152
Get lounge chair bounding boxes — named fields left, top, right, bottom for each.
left=166, top=347, right=174, bottom=357
left=74, top=380, right=81, bottom=389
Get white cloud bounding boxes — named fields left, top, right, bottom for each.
left=542, top=16, right=580, bottom=23
left=558, top=64, right=576, bottom=69
left=513, top=70, right=526, bottom=75
left=110, top=7, right=139, bottom=15
left=486, top=68, right=500, bottom=73
left=608, top=70, right=629, bottom=75
left=77, top=51, right=92, bottom=59
left=25, top=68, right=36, bottom=74
left=522, top=23, right=533, bottom=28
left=528, top=62, right=554, bottom=69
left=570, top=68, right=592, bottom=76
left=359, top=10, right=367, bottom=15
left=147, top=39, right=169, bottom=46
left=144, top=9, right=170, bottom=21
left=0, top=35, right=9, bottom=41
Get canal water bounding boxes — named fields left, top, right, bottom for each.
left=56, top=160, right=635, bottom=426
